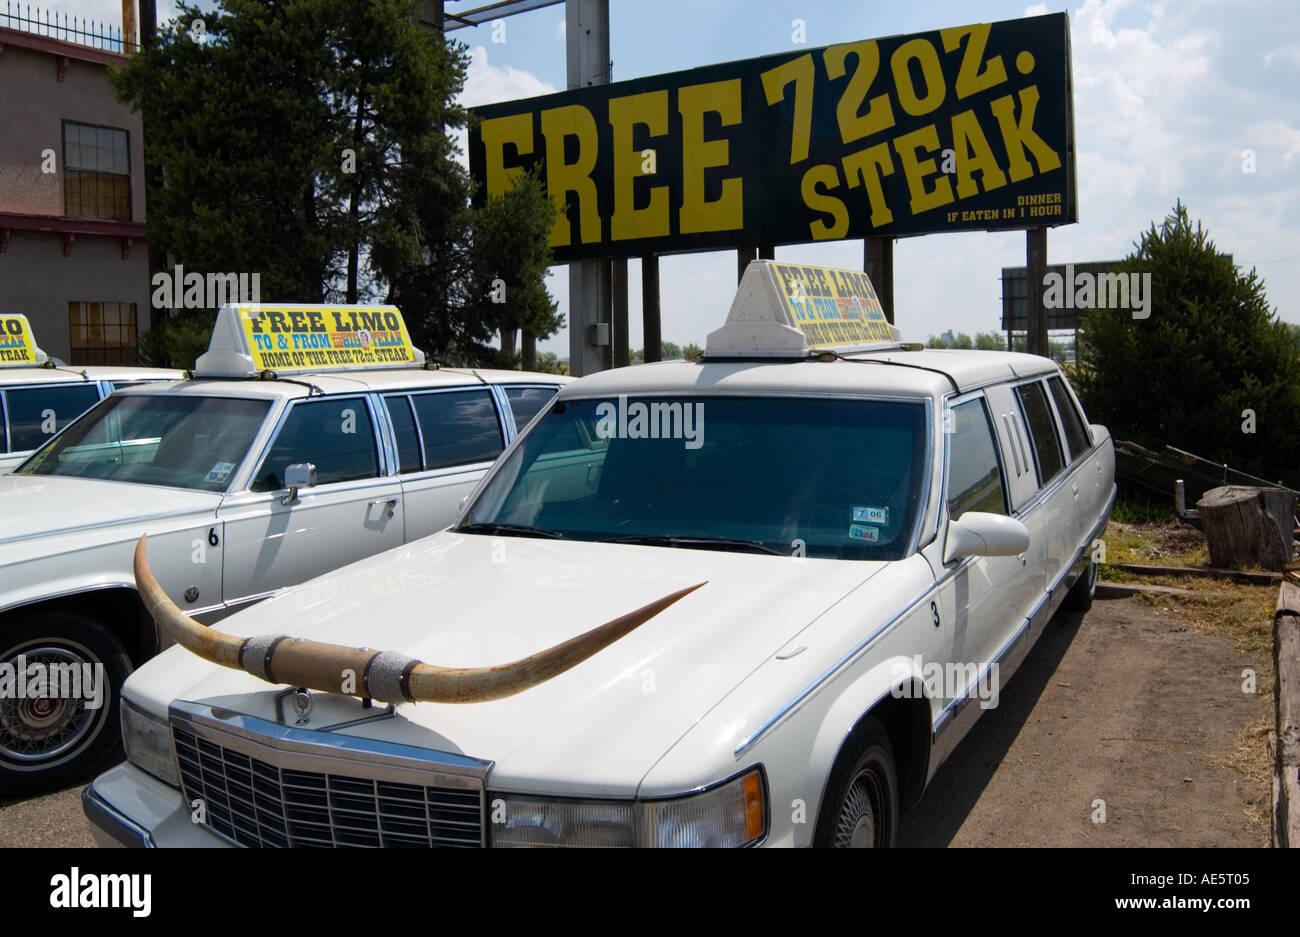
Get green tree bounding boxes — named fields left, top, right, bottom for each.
left=974, top=331, right=1005, bottom=351
left=661, top=341, right=683, bottom=360
left=464, top=169, right=562, bottom=370
left=113, top=0, right=558, bottom=368
left=1076, top=201, right=1300, bottom=485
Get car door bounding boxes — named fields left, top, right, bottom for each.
left=1046, top=374, right=1106, bottom=543
left=937, top=394, right=1036, bottom=683
left=385, top=387, right=508, bottom=541
left=1013, top=379, right=1074, bottom=581
left=217, top=394, right=403, bottom=607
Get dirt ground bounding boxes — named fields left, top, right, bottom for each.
left=0, top=588, right=1274, bottom=849
left=899, top=591, right=1272, bottom=847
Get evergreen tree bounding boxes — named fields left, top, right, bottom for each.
left=1076, top=201, right=1300, bottom=485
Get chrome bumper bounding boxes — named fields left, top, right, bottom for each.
left=82, top=783, right=154, bottom=848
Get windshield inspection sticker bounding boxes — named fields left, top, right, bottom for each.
left=852, top=506, right=888, bottom=525
left=849, top=524, right=880, bottom=543
left=205, top=461, right=236, bottom=484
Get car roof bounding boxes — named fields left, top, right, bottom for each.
left=0, top=365, right=182, bottom=387
left=555, top=349, right=1057, bottom=400
left=117, top=367, right=572, bottom=400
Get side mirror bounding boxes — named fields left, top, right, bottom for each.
left=943, top=511, right=1030, bottom=563
left=282, top=462, right=317, bottom=506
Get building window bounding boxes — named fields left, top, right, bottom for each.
left=69, top=302, right=138, bottom=365
left=63, top=122, right=131, bottom=220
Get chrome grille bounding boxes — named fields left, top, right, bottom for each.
left=170, top=704, right=487, bottom=848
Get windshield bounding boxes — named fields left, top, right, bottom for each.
left=17, top=394, right=271, bottom=492
left=460, top=395, right=928, bottom=560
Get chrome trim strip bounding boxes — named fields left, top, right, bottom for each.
left=170, top=699, right=493, bottom=784
left=81, top=784, right=155, bottom=848
left=734, top=557, right=975, bottom=757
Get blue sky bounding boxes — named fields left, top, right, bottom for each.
left=42, top=1, right=1300, bottom=354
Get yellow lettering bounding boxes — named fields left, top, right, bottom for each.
left=890, top=39, right=946, bottom=117
left=841, top=142, right=895, bottom=227
left=540, top=105, right=602, bottom=247
left=801, top=164, right=848, bottom=240
left=892, top=124, right=953, bottom=215
left=989, top=86, right=1061, bottom=183
left=949, top=108, right=1007, bottom=198
left=941, top=23, right=1008, bottom=100
left=480, top=113, right=533, bottom=197
left=678, top=79, right=744, bottom=234
left=609, top=91, right=670, bottom=241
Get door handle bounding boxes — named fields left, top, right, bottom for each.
left=368, top=497, right=400, bottom=518
left=1071, top=482, right=1080, bottom=497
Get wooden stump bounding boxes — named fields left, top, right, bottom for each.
left=1196, top=486, right=1296, bottom=571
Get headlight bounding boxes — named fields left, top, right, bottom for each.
left=491, top=768, right=766, bottom=848
left=120, top=698, right=179, bottom=788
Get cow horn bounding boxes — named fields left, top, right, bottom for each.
left=133, top=534, right=704, bottom=704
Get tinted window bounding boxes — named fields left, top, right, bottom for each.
left=946, top=398, right=1007, bottom=520
left=1015, top=382, right=1064, bottom=485
left=253, top=398, right=378, bottom=491
left=0, top=393, right=5, bottom=451
left=463, top=397, right=927, bottom=561
left=18, top=395, right=269, bottom=491
left=1047, top=376, right=1091, bottom=460
left=384, top=396, right=422, bottom=473
left=413, top=390, right=503, bottom=470
left=5, top=384, right=101, bottom=451
left=505, top=386, right=560, bottom=431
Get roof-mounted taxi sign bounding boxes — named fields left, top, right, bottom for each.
left=704, top=261, right=901, bottom=359
left=0, top=314, right=48, bottom=367
left=194, top=304, right=425, bottom=378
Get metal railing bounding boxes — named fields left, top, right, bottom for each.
left=0, top=2, right=124, bottom=53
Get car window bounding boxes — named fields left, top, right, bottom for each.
left=1015, top=381, right=1064, bottom=485
left=384, top=395, right=422, bottom=473
left=463, top=396, right=927, bottom=561
left=412, top=390, right=503, bottom=471
left=0, top=392, right=6, bottom=451
left=252, top=398, right=378, bottom=491
left=946, top=398, right=1007, bottom=520
left=4, top=384, right=102, bottom=452
left=18, top=394, right=270, bottom=491
left=504, top=386, right=560, bottom=431
left=1047, top=375, right=1091, bottom=460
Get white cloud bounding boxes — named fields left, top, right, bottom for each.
left=460, top=45, right=558, bottom=109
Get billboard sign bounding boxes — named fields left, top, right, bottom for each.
left=469, top=13, right=1077, bottom=262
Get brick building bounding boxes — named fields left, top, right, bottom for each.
left=0, top=5, right=151, bottom=364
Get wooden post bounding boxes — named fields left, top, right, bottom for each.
left=1026, top=226, right=1048, bottom=357
left=1197, top=486, right=1297, bottom=571
left=864, top=237, right=894, bottom=324
left=1273, top=581, right=1300, bottom=847
left=642, top=254, right=661, bottom=362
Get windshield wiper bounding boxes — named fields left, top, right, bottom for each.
left=596, top=534, right=786, bottom=556
left=456, top=522, right=566, bottom=539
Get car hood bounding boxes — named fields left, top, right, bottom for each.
left=0, top=475, right=220, bottom=552
left=127, top=532, right=891, bottom=796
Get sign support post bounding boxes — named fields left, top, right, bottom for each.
left=864, top=237, right=894, bottom=325
left=1026, top=226, right=1048, bottom=357
left=642, top=254, right=661, bottom=362
left=566, top=0, right=612, bottom=375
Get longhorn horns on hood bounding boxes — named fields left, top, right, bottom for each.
left=133, top=534, right=705, bottom=704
